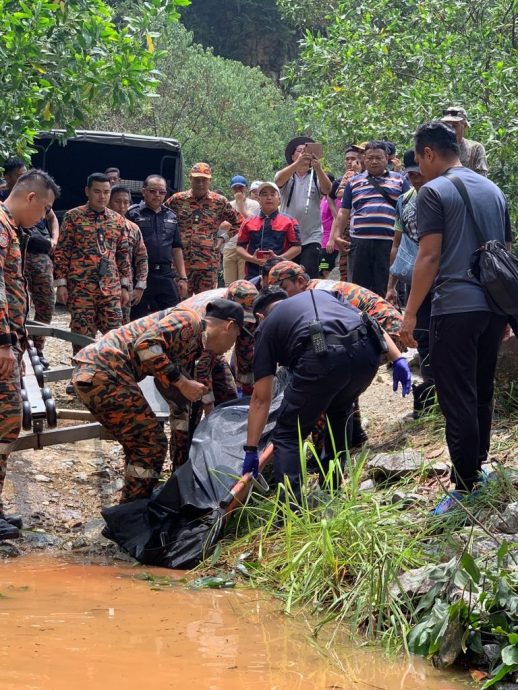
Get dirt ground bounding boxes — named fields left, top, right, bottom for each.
left=2, top=306, right=516, bottom=558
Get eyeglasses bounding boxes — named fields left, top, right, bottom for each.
left=145, top=188, right=167, bottom=195
left=443, top=109, right=463, bottom=117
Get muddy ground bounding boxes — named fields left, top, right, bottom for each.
left=2, top=306, right=516, bottom=559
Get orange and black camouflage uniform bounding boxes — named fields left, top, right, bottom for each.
left=72, top=307, right=211, bottom=502
left=54, top=205, right=131, bottom=354
left=169, top=280, right=258, bottom=466
left=0, top=203, right=29, bottom=513
left=166, top=190, right=240, bottom=295
left=122, top=218, right=148, bottom=324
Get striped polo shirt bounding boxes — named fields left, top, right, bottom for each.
left=341, top=171, right=410, bottom=240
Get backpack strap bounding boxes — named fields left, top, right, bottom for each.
left=442, top=172, right=487, bottom=246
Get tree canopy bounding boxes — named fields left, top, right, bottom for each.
left=280, top=0, right=518, bottom=218
left=92, top=22, right=297, bottom=190
left=0, top=0, right=188, bottom=161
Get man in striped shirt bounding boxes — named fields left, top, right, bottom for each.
left=329, top=140, right=409, bottom=297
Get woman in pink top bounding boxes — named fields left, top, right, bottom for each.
left=319, top=174, right=340, bottom=277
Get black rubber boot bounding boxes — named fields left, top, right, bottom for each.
left=0, top=517, right=20, bottom=540
left=0, top=513, right=23, bottom=529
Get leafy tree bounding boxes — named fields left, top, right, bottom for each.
left=280, top=0, right=518, bottom=219
left=92, top=22, right=297, bottom=190
left=0, top=0, right=188, bottom=161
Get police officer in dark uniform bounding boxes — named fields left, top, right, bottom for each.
left=242, top=288, right=412, bottom=499
left=127, top=174, right=188, bottom=319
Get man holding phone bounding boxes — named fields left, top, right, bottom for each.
left=275, top=136, right=332, bottom=278
left=236, top=181, right=301, bottom=279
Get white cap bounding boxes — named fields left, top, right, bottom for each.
left=257, top=181, right=280, bottom=194
left=249, top=180, right=263, bottom=191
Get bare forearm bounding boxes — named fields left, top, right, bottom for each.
left=236, top=246, right=256, bottom=263
left=330, top=209, right=349, bottom=242
left=275, top=162, right=298, bottom=188
left=281, top=245, right=301, bottom=261
left=406, top=254, right=440, bottom=316
left=46, top=210, right=59, bottom=241
left=314, top=166, right=332, bottom=195
left=246, top=393, right=272, bottom=446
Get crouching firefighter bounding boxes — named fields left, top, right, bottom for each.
left=242, top=288, right=412, bottom=500
left=72, top=299, right=246, bottom=503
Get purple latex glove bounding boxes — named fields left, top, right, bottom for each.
left=243, top=449, right=259, bottom=478
left=392, top=357, right=412, bottom=397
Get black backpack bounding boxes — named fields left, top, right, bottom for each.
left=444, top=173, right=518, bottom=317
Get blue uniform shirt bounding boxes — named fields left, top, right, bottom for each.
left=127, top=201, right=181, bottom=265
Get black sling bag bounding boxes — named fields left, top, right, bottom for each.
left=366, top=176, right=398, bottom=208
left=444, top=172, right=518, bottom=317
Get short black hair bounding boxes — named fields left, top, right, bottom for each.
left=345, top=146, right=361, bottom=156
left=414, top=121, right=460, bottom=157
left=14, top=169, right=60, bottom=198
left=105, top=167, right=120, bottom=175
left=3, top=156, right=26, bottom=175
left=364, top=140, right=388, bottom=154
left=261, top=256, right=284, bottom=279
left=87, top=172, right=110, bottom=187
left=252, top=286, right=288, bottom=315
left=143, top=174, right=166, bottom=188
left=384, top=141, right=396, bottom=157
left=110, top=184, right=131, bottom=199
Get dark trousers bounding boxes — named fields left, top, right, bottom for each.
left=430, top=311, right=507, bottom=491
left=348, top=238, right=392, bottom=297
left=415, top=292, right=433, bottom=382
left=297, top=242, right=321, bottom=279
left=272, top=339, right=379, bottom=498
left=131, top=270, right=179, bottom=320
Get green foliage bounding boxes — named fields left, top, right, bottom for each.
left=93, top=22, right=297, bottom=190
left=282, top=0, right=518, bottom=221
left=0, top=0, right=187, bottom=160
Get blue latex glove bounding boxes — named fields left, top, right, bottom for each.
left=243, top=449, right=259, bottom=478
left=392, top=357, right=412, bottom=397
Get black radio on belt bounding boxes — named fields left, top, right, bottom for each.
left=98, top=256, right=109, bottom=278
left=309, top=290, right=328, bottom=356
left=361, top=312, right=389, bottom=355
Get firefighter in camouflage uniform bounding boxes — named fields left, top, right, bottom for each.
left=0, top=170, right=59, bottom=540
left=54, top=173, right=131, bottom=396
left=72, top=299, right=246, bottom=502
left=166, top=163, right=241, bottom=295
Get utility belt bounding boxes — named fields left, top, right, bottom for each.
left=306, top=325, right=367, bottom=352
left=149, top=262, right=173, bottom=273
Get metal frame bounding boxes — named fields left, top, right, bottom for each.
left=12, top=322, right=170, bottom=452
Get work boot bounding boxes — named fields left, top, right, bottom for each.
left=0, top=517, right=20, bottom=540
left=0, top=513, right=23, bottom=529
left=37, top=350, right=50, bottom=371
left=65, top=381, right=77, bottom=397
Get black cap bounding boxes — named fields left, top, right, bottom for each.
left=206, top=298, right=245, bottom=327
left=403, top=149, right=420, bottom=173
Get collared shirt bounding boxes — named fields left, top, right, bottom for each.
left=279, top=172, right=322, bottom=246
left=127, top=202, right=181, bottom=266
left=237, top=210, right=301, bottom=278
left=0, top=202, right=28, bottom=350
left=394, top=188, right=418, bottom=242
left=166, top=190, right=240, bottom=269
left=342, top=171, right=410, bottom=240
left=54, top=204, right=130, bottom=295
left=124, top=219, right=148, bottom=290
left=459, top=138, right=489, bottom=177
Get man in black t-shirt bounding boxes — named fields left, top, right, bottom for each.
left=242, top=289, right=411, bottom=498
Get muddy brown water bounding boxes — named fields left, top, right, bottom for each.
left=0, top=556, right=469, bottom=690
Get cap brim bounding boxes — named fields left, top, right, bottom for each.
left=243, top=310, right=256, bottom=324
left=190, top=173, right=212, bottom=178
left=405, top=165, right=421, bottom=173
left=241, top=324, right=255, bottom=338
left=441, top=116, right=464, bottom=123
left=284, top=136, right=314, bottom=164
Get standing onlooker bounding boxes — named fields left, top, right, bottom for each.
left=105, top=167, right=121, bottom=186
left=441, top=106, right=488, bottom=176
left=0, top=170, right=60, bottom=540
left=275, top=136, right=332, bottom=278
left=222, top=175, right=260, bottom=286
left=249, top=180, right=262, bottom=202
left=236, top=182, right=301, bottom=279
left=109, top=185, right=148, bottom=323
left=401, top=122, right=512, bottom=514
left=1, top=157, right=59, bottom=367
left=54, top=172, right=131, bottom=394
left=167, top=163, right=241, bottom=295
left=386, top=150, right=434, bottom=416
left=328, top=140, right=409, bottom=297
left=319, top=174, right=339, bottom=277
left=127, top=175, right=187, bottom=318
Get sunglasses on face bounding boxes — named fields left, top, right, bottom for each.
left=443, top=109, right=463, bottom=117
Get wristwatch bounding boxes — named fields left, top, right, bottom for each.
left=243, top=445, right=258, bottom=451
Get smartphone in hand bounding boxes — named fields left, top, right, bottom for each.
left=305, top=142, right=323, bottom=159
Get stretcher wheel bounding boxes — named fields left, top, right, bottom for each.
left=28, top=346, right=38, bottom=358
left=21, top=388, right=28, bottom=402
left=33, top=364, right=44, bottom=388
left=45, top=399, right=57, bottom=428
left=22, top=401, right=32, bottom=431
left=41, top=387, right=52, bottom=401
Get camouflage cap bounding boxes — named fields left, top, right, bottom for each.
left=441, top=106, right=470, bottom=126
left=226, top=279, right=258, bottom=323
left=268, top=260, right=305, bottom=286
left=190, top=162, right=212, bottom=178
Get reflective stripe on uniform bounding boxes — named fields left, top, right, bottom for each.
left=125, top=463, right=161, bottom=479
left=136, top=344, right=164, bottom=361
